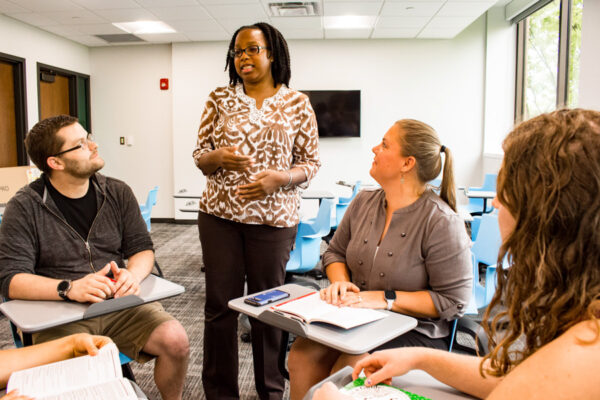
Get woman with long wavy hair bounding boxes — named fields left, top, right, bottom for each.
left=313, top=108, right=600, bottom=400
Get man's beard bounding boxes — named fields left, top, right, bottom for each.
left=63, top=157, right=105, bottom=179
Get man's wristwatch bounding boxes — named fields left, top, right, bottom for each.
left=384, top=290, right=396, bottom=310
left=57, top=280, right=72, bottom=301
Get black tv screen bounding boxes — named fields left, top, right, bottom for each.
left=301, top=90, right=361, bottom=138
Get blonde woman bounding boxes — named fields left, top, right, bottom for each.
left=288, top=119, right=472, bottom=399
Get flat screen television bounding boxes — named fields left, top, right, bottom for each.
left=301, top=90, right=361, bottom=138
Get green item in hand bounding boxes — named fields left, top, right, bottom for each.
left=340, top=377, right=433, bottom=400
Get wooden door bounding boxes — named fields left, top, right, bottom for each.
left=39, top=74, right=70, bottom=120
left=0, top=61, right=17, bottom=167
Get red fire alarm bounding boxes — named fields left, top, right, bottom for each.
left=160, top=78, right=169, bottom=90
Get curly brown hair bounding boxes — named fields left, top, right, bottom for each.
left=481, top=109, right=600, bottom=377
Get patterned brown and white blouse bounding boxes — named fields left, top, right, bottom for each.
left=193, top=84, right=321, bottom=228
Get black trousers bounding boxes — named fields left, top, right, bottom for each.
left=198, top=212, right=297, bottom=400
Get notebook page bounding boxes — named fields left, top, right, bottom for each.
left=40, top=377, right=139, bottom=400
left=7, top=342, right=122, bottom=398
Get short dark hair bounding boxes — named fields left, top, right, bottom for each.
left=225, top=22, right=291, bottom=88
left=24, top=114, right=78, bottom=174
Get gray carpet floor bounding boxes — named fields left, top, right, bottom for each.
left=0, top=222, right=480, bottom=399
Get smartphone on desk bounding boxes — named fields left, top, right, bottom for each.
left=244, top=289, right=290, bottom=307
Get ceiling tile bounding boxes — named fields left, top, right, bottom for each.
left=270, top=16, right=321, bottom=30
left=380, top=1, right=443, bottom=17
left=135, top=32, right=190, bottom=42
left=437, top=1, right=494, bottom=16
left=70, top=23, right=125, bottom=34
left=0, top=0, right=29, bottom=13
left=67, top=34, right=110, bottom=46
left=323, top=1, right=382, bottom=16
left=324, top=28, right=371, bottom=39
left=40, top=24, right=82, bottom=36
left=166, top=18, right=222, bottom=31
left=93, top=8, right=159, bottom=22
left=185, top=30, right=230, bottom=41
left=417, top=26, right=465, bottom=38
left=427, top=15, right=479, bottom=28
left=218, top=17, right=270, bottom=34
left=5, top=12, right=60, bottom=26
left=204, top=3, right=268, bottom=19
left=10, top=0, right=83, bottom=12
left=376, top=16, right=430, bottom=29
left=371, top=27, right=420, bottom=38
left=41, top=9, right=107, bottom=25
left=134, top=0, right=199, bottom=6
left=202, top=0, right=261, bottom=4
left=149, top=6, right=212, bottom=20
left=71, top=0, right=141, bottom=10
left=276, top=27, right=323, bottom=39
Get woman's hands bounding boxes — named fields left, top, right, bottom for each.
left=351, top=348, right=421, bottom=387
left=1, top=390, right=33, bottom=400
left=217, top=146, right=255, bottom=171
left=237, top=170, right=288, bottom=200
left=320, top=282, right=386, bottom=309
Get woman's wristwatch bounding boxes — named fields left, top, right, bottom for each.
left=384, top=290, right=396, bottom=310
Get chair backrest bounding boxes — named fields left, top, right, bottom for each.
left=339, top=181, right=361, bottom=204
left=299, top=198, right=333, bottom=238
left=143, top=186, right=159, bottom=211
left=472, top=213, right=502, bottom=267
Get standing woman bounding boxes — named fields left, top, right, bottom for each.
left=193, top=22, right=320, bottom=400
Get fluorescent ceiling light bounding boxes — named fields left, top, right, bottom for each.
left=324, top=16, right=376, bottom=30
left=113, top=21, right=175, bottom=34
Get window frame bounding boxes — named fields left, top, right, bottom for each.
left=514, top=0, right=574, bottom=122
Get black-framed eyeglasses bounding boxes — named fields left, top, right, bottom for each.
left=51, top=133, right=95, bottom=157
left=229, top=45, right=269, bottom=58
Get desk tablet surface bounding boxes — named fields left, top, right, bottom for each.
left=0, top=275, right=184, bottom=332
left=230, top=284, right=417, bottom=354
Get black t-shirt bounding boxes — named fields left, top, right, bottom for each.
left=44, top=176, right=98, bottom=240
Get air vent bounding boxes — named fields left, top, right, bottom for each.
left=94, top=34, right=145, bottom=43
left=268, top=2, right=320, bottom=17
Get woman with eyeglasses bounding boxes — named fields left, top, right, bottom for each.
left=192, top=22, right=320, bottom=400
left=312, top=109, right=600, bottom=400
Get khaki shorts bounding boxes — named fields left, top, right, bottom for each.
left=32, top=302, right=174, bottom=363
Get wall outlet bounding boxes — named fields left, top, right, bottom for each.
left=119, top=137, right=125, bottom=145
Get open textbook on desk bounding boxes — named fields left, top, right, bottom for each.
left=272, top=292, right=387, bottom=329
left=7, top=343, right=144, bottom=400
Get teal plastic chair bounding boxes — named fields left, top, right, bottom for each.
left=462, top=174, right=497, bottom=215
left=471, top=213, right=502, bottom=308
left=140, top=186, right=158, bottom=232
left=287, top=198, right=334, bottom=275
left=330, top=181, right=361, bottom=231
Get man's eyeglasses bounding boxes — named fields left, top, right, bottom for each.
left=51, top=133, right=95, bottom=157
left=229, top=45, right=269, bottom=58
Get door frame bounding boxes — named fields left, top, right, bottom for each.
left=0, top=52, right=28, bottom=166
left=36, top=62, right=91, bottom=131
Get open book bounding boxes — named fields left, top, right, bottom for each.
left=272, top=292, right=387, bottom=329
left=7, top=343, right=143, bottom=400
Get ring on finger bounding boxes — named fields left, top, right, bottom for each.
left=358, top=296, right=363, bottom=302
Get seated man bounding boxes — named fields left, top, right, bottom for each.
left=0, top=115, right=189, bottom=400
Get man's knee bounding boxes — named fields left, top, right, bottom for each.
left=147, top=320, right=190, bottom=360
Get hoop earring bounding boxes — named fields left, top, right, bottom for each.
left=400, top=173, right=405, bottom=184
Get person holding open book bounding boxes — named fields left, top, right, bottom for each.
left=1, top=333, right=111, bottom=400
left=313, top=109, right=600, bottom=399
left=288, top=119, right=472, bottom=399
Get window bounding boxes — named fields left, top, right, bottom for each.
left=515, top=0, right=582, bottom=122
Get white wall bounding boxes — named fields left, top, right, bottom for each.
left=90, top=45, right=174, bottom=218
left=168, top=16, right=488, bottom=218
left=0, top=14, right=90, bottom=131
left=579, top=0, right=600, bottom=111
